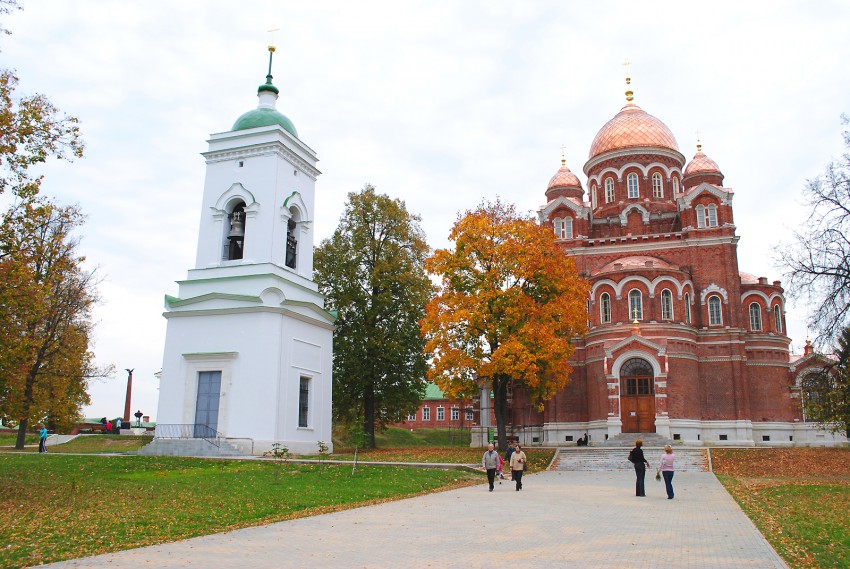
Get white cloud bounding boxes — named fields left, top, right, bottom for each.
left=2, top=0, right=848, bottom=418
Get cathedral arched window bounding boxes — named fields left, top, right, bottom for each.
left=652, top=173, right=663, bottom=198
left=672, top=177, right=679, bottom=194
left=604, top=178, right=614, bottom=203
left=749, top=302, right=762, bottom=331
left=627, top=173, right=639, bottom=198
left=600, top=292, right=611, bottom=324
left=225, top=202, right=247, bottom=261
left=661, top=289, right=674, bottom=320
left=708, top=295, right=723, bottom=325
left=553, top=217, right=571, bottom=239
left=801, top=372, right=831, bottom=422
left=591, top=185, right=597, bottom=209
left=706, top=204, right=718, bottom=227
left=696, top=205, right=706, bottom=228
left=684, top=292, right=692, bottom=323
left=628, top=289, right=643, bottom=321
left=774, top=304, right=783, bottom=334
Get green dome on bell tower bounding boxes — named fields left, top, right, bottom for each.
left=231, top=45, right=298, bottom=138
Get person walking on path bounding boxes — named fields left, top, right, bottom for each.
left=38, top=424, right=48, bottom=453
left=482, top=443, right=500, bottom=492
left=658, top=444, right=676, bottom=499
left=627, top=440, right=651, bottom=496
left=505, top=442, right=516, bottom=481
left=510, top=443, right=527, bottom=491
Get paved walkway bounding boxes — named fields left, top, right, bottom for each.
left=42, top=470, right=788, bottom=569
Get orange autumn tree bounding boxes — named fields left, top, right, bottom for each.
left=421, top=200, right=589, bottom=450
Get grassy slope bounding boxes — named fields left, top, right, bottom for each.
left=713, top=448, right=850, bottom=569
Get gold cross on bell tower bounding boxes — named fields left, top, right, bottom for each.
left=267, top=27, right=280, bottom=50
left=265, top=27, right=280, bottom=81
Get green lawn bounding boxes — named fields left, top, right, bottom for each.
left=0, top=434, right=36, bottom=447
left=717, top=477, right=850, bottom=569
left=0, top=434, right=148, bottom=453
left=327, top=446, right=554, bottom=471
left=0, top=453, right=480, bottom=569
left=51, top=435, right=150, bottom=453
left=373, top=426, right=473, bottom=447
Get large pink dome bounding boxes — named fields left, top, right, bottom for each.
left=589, top=103, right=679, bottom=160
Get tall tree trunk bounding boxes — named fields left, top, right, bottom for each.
left=15, top=417, right=29, bottom=450
left=14, top=368, right=37, bottom=450
left=493, top=374, right=509, bottom=451
left=363, top=384, right=376, bottom=448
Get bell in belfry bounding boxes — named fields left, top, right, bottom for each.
left=228, top=210, right=245, bottom=239
left=227, top=210, right=245, bottom=260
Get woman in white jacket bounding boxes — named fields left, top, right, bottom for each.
left=509, top=444, right=527, bottom=491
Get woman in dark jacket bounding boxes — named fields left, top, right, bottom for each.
left=628, top=440, right=651, bottom=497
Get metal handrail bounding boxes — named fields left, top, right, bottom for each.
left=154, top=423, right=222, bottom=448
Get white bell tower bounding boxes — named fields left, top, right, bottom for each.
left=154, top=45, right=334, bottom=455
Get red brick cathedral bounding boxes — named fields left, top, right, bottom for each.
left=526, top=88, right=843, bottom=446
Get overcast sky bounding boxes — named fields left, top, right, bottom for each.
left=2, top=1, right=849, bottom=420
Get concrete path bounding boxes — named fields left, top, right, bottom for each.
left=41, top=470, right=788, bottom=569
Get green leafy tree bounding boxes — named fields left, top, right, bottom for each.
left=420, top=199, right=589, bottom=451
left=0, top=200, right=108, bottom=448
left=0, top=69, right=84, bottom=199
left=801, top=327, right=850, bottom=438
left=778, top=116, right=850, bottom=347
left=0, top=5, right=100, bottom=447
left=315, top=185, right=432, bottom=448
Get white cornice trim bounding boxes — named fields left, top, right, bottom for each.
left=700, top=283, right=729, bottom=304
left=587, top=161, right=683, bottom=186
left=741, top=290, right=785, bottom=307
left=584, top=147, right=685, bottom=175
left=619, top=203, right=650, bottom=225
left=680, top=182, right=733, bottom=207
left=203, top=143, right=321, bottom=180
left=538, top=196, right=591, bottom=220
left=605, top=335, right=666, bottom=359
left=564, top=234, right=739, bottom=257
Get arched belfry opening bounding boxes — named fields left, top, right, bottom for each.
left=285, top=207, right=300, bottom=269
left=620, top=357, right=656, bottom=433
left=226, top=201, right=246, bottom=260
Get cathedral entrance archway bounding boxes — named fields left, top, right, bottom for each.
left=620, top=357, right=655, bottom=433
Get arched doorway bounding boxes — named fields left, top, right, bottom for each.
left=620, top=357, right=655, bottom=433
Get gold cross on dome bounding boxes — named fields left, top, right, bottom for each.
left=695, top=129, right=702, bottom=152
left=623, top=59, right=633, bottom=101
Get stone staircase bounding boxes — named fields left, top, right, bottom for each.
left=136, top=437, right=245, bottom=457
left=552, top=447, right=710, bottom=472
left=597, top=432, right=673, bottom=448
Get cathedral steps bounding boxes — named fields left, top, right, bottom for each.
left=597, top=432, right=673, bottom=448
left=552, top=447, right=710, bottom=472
left=136, top=437, right=245, bottom=458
